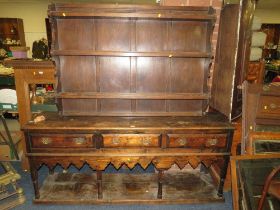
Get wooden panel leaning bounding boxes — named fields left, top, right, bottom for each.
left=210, top=4, right=241, bottom=121
left=210, top=0, right=258, bottom=121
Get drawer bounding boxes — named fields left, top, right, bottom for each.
left=23, top=69, right=54, bottom=82
left=167, top=134, right=227, bottom=148
left=31, top=134, right=93, bottom=148
left=257, top=96, right=280, bottom=117
left=103, top=134, right=160, bottom=148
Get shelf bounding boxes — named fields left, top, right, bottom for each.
left=49, top=4, right=215, bottom=117
left=52, top=50, right=211, bottom=58
left=3, top=44, right=21, bottom=46
left=50, top=3, right=212, bottom=11
left=0, top=18, right=26, bottom=46
left=0, top=33, right=18, bottom=35
left=49, top=12, right=215, bottom=21
left=57, top=92, right=209, bottom=100
left=263, top=48, right=277, bottom=50
left=61, top=111, right=203, bottom=117
left=48, top=4, right=215, bottom=21
left=34, top=171, right=222, bottom=204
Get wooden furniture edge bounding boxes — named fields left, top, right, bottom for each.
left=247, top=132, right=280, bottom=155
left=14, top=66, right=56, bottom=170
left=230, top=154, right=280, bottom=210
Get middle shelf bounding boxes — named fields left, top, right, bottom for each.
left=52, top=50, right=211, bottom=58
left=56, top=92, right=210, bottom=100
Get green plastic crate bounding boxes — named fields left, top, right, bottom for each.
left=0, top=75, right=15, bottom=86
left=0, top=103, right=18, bottom=112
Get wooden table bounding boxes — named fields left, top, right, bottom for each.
left=23, top=112, right=234, bottom=204
left=6, top=60, right=55, bottom=169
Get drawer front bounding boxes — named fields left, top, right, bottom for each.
left=31, top=134, right=93, bottom=148
left=23, top=69, right=54, bottom=82
left=254, top=140, right=280, bottom=154
left=103, top=134, right=160, bottom=148
left=167, top=134, right=227, bottom=148
left=257, top=96, right=280, bottom=117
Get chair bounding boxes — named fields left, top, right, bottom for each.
left=257, top=166, right=280, bottom=210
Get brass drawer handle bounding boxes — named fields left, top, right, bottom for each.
left=270, top=103, right=277, bottom=109
left=207, top=138, right=218, bottom=146
left=73, top=137, right=86, bottom=145
left=263, top=85, right=270, bottom=91
left=142, top=137, right=152, bottom=146
left=112, top=137, right=120, bottom=145
left=177, top=138, right=187, bottom=146
left=41, top=137, right=52, bottom=145
left=264, top=104, right=278, bottom=110
left=33, top=71, right=44, bottom=76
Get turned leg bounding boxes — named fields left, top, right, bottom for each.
left=157, top=170, right=164, bottom=199
left=218, top=156, right=229, bottom=197
left=30, top=166, right=40, bottom=199
left=97, top=170, right=103, bottom=199
left=218, top=131, right=233, bottom=197
left=49, top=167, right=54, bottom=175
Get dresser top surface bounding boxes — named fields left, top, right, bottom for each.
left=23, top=112, right=233, bottom=131
left=48, top=3, right=215, bottom=14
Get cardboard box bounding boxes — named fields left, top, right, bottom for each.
left=10, top=46, right=30, bottom=59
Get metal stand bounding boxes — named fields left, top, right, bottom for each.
left=0, top=110, right=25, bottom=209
left=0, top=162, right=25, bottom=209
left=0, top=111, right=19, bottom=160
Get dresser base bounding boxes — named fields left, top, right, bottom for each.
left=33, top=171, right=224, bottom=204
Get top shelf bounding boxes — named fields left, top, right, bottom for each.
left=51, top=50, right=211, bottom=58
left=48, top=3, right=216, bottom=21
left=48, top=12, right=215, bottom=21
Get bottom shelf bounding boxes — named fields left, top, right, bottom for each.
left=34, top=170, right=224, bottom=204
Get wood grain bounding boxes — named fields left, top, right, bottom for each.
left=12, top=61, right=55, bottom=170
left=34, top=172, right=223, bottom=204
left=52, top=50, right=211, bottom=57
left=57, top=92, right=209, bottom=100
left=51, top=3, right=214, bottom=116
left=23, top=3, right=234, bottom=204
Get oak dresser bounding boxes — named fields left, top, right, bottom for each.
left=22, top=3, right=234, bottom=204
